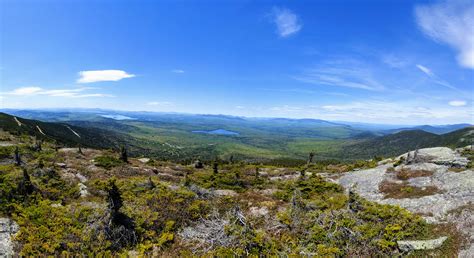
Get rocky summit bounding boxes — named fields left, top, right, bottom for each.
left=336, top=146, right=474, bottom=257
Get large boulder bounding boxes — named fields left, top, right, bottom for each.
left=0, top=218, right=19, bottom=256
left=398, top=147, right=468, bottom=167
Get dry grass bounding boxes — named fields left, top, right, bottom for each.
left=395, top=168, right=433, bottom=180
left=379, top=180, right=441, bottom=199
left=409, top=223, right=467, bottom=257
left=448, top=167, right=466, bottom=173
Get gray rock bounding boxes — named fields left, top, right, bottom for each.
left=398, top=147, right=468, bottom=167
left=397, top=236, right=447, bottom=252
left=138, top=158, right=150, bottom=163
left=78, top=182, right=89, bottom=197
left=214, top=189, right=237, bottom=197
left=248, top=206, right=269, bottom=217
left=76, top=173, right=88, bottom=183
left=0, top=218, right=19, bottom=257
left=56, top=162, right=67, bottom=168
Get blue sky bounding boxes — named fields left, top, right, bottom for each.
left=0, top=0, right=473, bottom=125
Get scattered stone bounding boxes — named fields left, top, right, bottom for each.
left=259, top=189, right=278, bottom=196
left=248, top=206, right=269, bottom=217
left=78, top=183, right=89, bottom=197
left=138, top=158, right=150, bottom=163
left=214, top=189, right=237, bottom=197
left=0, top=218, right=19, bottom=257
left=56, top=162, right=67, bottom=168
left=397, top=236, right=447, bottom=252
left=51, top=203, right=62, bottom=208
left=76, top=173, right=88, bottom=183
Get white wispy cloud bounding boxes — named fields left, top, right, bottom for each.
left=147, top=101, right=173, bottom=107
left=271, top=7, right=302, bottom=37
left=77, top=70, right=135, bottom=83
left=295, top=64, right=385, bottom=91
left=416, top=64, right=434, bottom=77
left=171, top=69, right=185, bottom=74
left=415, top=0, right=474, bottom=69
left=265, top=100, right=472, bottom=124
left=449, top=100, right=467, bottom=106
left=415, top=64, right=460, bottom=91
left=382, top=55, right=409, bottom=68
left=2, top=86, right=113, bottom=98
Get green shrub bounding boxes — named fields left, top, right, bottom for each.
left=94, top=156, right=123, bottom=169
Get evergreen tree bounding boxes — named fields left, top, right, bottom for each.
left=14, top=146, right=21, bottom=166
left=213, top=161, right=218, bottom=175
left=308, top=152, right=315, bottom=164
left=18, top=168, right=34, bottom=196
left=120, top=145, right=128, bottom=163
left=107, top=180, right=123, bottom=219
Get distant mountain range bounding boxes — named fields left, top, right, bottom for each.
left=384, top=124, right=473, bottom=135
left=0, top=109, right=472, bottom=162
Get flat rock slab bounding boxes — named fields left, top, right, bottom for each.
left=397, top=236, right=447, bottom=252
left=0, top=218, right=19, bottom=257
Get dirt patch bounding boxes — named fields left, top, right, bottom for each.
left=379, top=180, right=441, bottom=199
left=394, top=169, right=434, bottom=180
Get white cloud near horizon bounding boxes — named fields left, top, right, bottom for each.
left=77, top=70, right=135, bottom=83
left=171, top=69, right=185, bottom=74
left=271, top=7, right=302, bottom=37
left=449, top=100, right=467, bottom=106
left=267, top=100, right=472, bottom=124
left=2, top=86, right=113, bottom=98
left=147, top=101, right=173, bottom=107
left=415, top=0, right=474, bottom=69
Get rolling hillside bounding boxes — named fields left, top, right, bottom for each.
left=0, top=112, right=130, bottom=149
left=340, top=127, right=474, bottom=159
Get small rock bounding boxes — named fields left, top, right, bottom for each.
left=260, top=189, right=278, bottom=196
left=214, top=189, right=237, bottom=197
left=51, top=203, right=62, bottom=208
left=397, top=236, right=447, bottom=252
left=78, top=183, right=89, bottom=197
left=76, top=173, right=88, bottom=183
left=56, top=163, right=67, bottom=168
left=138, top=158, right=150, bottom=163
left=249, top=206, right=269, bottom=217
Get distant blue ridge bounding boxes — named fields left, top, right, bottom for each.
left=192, top=129, right=239, bottom=135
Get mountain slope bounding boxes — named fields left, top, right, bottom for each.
left=386, top=124, right=472, bottom=135
left=0, top=112, right=129, bottom=149
left=340, top=127, right=474, bottom=158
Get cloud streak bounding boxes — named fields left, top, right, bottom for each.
left=415, top=0, right=474, bottom=69
left=271, top=7, right=302, bottom=37
left=295, top=65, right=385, bottom=91
left=77, top=70, right=135, bottom=83
left=147, top=101, right=173, bottom=107
left=449, top=100, right=467, bottom=106
left=416, top=64, right=434, bottom=76
left=2, top=86, right=113, bottom=98
left=415, top=64, right=461, bottom=91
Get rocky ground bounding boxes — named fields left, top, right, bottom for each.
left=1, top=127, right=472, bottom=256
left=335, top=146, right=474, bottom=257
